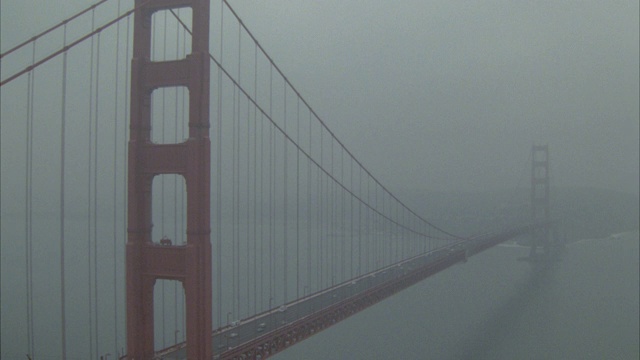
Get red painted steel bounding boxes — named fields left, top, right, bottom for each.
left=218, top=227, right=537, bottom=359
left=126, top=0, right=211, bottom=359
left=220, top=252, right=466, bottom=360
left=152, top=227, right=538, bottom=359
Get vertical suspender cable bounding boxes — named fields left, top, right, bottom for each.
left=391, top=196, right=395, bottom=263
left=326, top=133, right=329, bottom=287
left=272, top=76, right=277, bottom=306
left=381, top=188, right=384, bottom=264
left=391, top=195, right=394, bottom=263
left=384, top=192, right=388, bottom=265
left=236, top=22, right=241, bottom=318
left=215, top=65, right=222, bottom=328
left=374, top=184, right=378, bottom=268
left=385, top=196, right=396, bottom=264
left=253, top=43, right=258, bottom=316
left=356, top=165, right=363, bottom=276
left=231, top=59, right=237, bottom=320
left=259, top=110, right=264, bottom=311
left=94, top=31, right=101, bottom=360
left=406, top=209, right=409, bottom=258
left=246, top=75, right=251, bottom=317
left=395, top=206, right=398, bottom=260
left=375, top=184, right=379, bottom=267
left=401, top=204, right=405, bottom=260
left=341, top=147, right=344, bottom=282
left=173, top=8, right=180, bottom=342
left=29, top=47, right=35, bottom=356
left=315, top=132, right=322, bottom=290
left=259, top=85, right=265, bottom=311
left=295, top=97, right=300, bottom=301
left=378, top=176, right=383, bottom=266
left=268, top=65, right=273, bottom=308
left=241, top=27, right=250, bottom=318
left=332, top=139, right=336, bottom=285
left=306, top=112, right=312, bottom=294
left=393, top=201, right=396, bottom=262
left=366, top=176, right=370, bottom=273
left=230, top=13, right=238, bottom=319
left=376, top=184, right=379, bottom=264
left=217, top=1, right=224, bottom=329
left=160, top=11, right=168, bottom=347
left=330, top=143, right=334, bottom=284
left=350, top=156, right=354, bottom=279
left=372, top=183, right=376, bottom=269
left=402, top=208, right=405, bottom=259
left=415, top=216, right=418, bottom=255
left=86, top=10, right=96, bottom=357
left=424, top=222, right=428, bottom=253
left=410, top=215, right=414, bottom=255
left=358, top=165, right=362, bottom=276
left=24, top=53, right=31, bottom=360
left=25, top=40, right=36, bottom=359
left=283, top=83, right=288, bottom=305
left=411, top=215, right=414, bottom=255
left=327, top=131, right=331, bottom=287
left=319, top=128, right=323, bottom=289
left=181, top=21, right=187, bottom=338
left=330, top=140, right=334, bottom=284
left=387, top=195, right=390, bottom=262
left=381, top=193, right=385, bottom=263
left=123, top=11, right=131, bottom=352
left=395, top=201, right=398, bottom=262
left=364, top=174, right=368, bottom=273
left=112, top=1, right=122, bottom=354
left=59, top=22, right=68, bottom=360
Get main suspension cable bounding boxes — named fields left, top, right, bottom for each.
left=171, top=7, right=459, bottom=242
left=1, top=0, right=156, bottom=87
left=0, top=0, right=109, bottom=59
left=220, top=0, right=463, bottom=241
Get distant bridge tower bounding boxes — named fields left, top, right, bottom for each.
left=529, top=144, right=552, bottom=260
left=126, top=0, right=211, bottom=359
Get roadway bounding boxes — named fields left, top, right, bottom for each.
left=155, top=241, right=470, bottom=360
left=119, top=226, right=536, bottom=359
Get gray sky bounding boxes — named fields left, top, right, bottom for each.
left=0, top=2, right=638, bottom=357
left=2, top=0, right=638, bottom=196
left=228, top=0, right=639, bottom=195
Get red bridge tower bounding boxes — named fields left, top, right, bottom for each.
left=126, top=0, right=211, bottom=358
left=529, top=144, right=551, bottom=260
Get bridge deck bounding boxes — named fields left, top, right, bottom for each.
left=153, top=227, right=533, bottom=360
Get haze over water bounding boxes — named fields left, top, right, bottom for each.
left=3, top=219, right=637, bottom=359
left=273, top=232, right=640, bottom=360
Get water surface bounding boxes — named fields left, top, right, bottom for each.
left=273, top=232, right=640, bottom=359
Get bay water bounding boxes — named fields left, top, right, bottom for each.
left=273, top=232, right=639, bottom=360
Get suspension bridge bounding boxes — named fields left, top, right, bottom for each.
left=0, top=1, right=561, bottom=359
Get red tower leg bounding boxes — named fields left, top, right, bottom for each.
left=126, top=1, right=211, bottom=358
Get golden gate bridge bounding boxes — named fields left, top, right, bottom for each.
left=0, top=1, right=561, bottom=359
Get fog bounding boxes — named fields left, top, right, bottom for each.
left=1, top=1, right=638, bottom=359
left=2, top=0, right=639, bottom=196
left=223, top=1, right=640, bottom=195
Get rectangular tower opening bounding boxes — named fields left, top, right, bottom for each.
left=151, top=86, right=190, bottom=144
left=152, top=174, right=187, bottom=245
left=151, top=8, right=193, bottom=62
left=154, top=279, right=186, bottom=351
